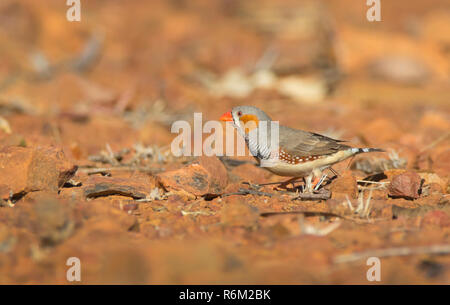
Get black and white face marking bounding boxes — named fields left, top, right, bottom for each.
left=230, top=108, right=248, bottom=139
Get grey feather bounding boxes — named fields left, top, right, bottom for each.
left=279, top=126, right=351, bottom=157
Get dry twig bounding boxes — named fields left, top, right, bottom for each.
left=291, top=189, right=331, bottom=201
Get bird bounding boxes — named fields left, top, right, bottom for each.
left=220, top=105, right=384, bottom=192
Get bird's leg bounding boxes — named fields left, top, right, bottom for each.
left=304, top=169, right=328, bottom=192
left=304, top=174, right=313, bottom=193
left=310, top=169, right=323, bottom=192
left=313, top=173, right=328, bottom=191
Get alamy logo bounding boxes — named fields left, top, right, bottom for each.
left=66, top=0, right=81, bottom=22
left=366, top=0, right=381, bottom=22
left=366, top=257, right=381, bottom=281
left=66, top=257, right=81, bottom=282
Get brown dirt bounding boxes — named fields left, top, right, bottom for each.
left=0, top=0, right=449, bottom=284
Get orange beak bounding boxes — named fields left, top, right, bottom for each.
left=220, top=111, right=233, bottom=122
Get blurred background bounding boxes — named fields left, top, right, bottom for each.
left=0, top=0, right=449, bottom=284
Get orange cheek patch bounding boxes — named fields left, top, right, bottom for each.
left=239, top=114, right=259, bottom=133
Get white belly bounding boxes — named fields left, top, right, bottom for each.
left=264, top=150, right=353, bottom=177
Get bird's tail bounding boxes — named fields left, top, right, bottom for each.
left=350, top=147, right=385, bottom=155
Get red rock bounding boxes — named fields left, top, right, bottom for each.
left=0, top=146, right=77, bottom=200
left=329, top=170, right=358, bottom=199
left=0, top=147, right=33, bottom=199
left=31, top=146, right=78, bottom=189
left=388, top=171, right=422, bottom=199
left=83, top=175, right=151, bottom=199
left=157, top=164, right=209, bottom=196
left=157, top=156, right=228, bottom=197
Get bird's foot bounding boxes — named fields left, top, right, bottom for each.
left=301, top=173, right=328, bottom=194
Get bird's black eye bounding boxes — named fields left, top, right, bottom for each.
left=237, top=111, right=242, bottom=116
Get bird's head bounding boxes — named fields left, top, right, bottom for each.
left=220, top=106, right=272, bottom=135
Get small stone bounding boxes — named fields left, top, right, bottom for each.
left=83, top=175, right=150, bottom=199
left=0, top=146, right=77, bottom=200
left=157, top=156, right=228, bottom=197
left=388, top=171, right=422, bottom=200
